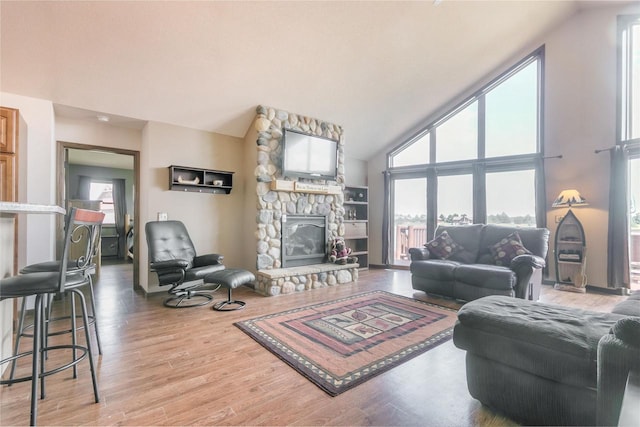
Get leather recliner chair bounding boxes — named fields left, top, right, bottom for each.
left=145, top=220, right=225, bottom=308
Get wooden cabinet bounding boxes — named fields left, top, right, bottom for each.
left=1, top=107, right=17, bottom=154
left=169, top=165, right=234, bottom=194
left=554, top=209, right=587, bottom=292
left=0, top=154, right=16, bottom=202
left=0, top=106, right=19, bottom=369
left=1, top=107, right=18, bottom=202
left=343, top=185, right=368, bottom=269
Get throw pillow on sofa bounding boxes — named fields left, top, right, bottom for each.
left=425, top=230, right=465, bottom=259
left=489, top=231, right=531, bottom=266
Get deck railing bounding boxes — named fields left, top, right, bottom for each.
left=395, top=224, right=427, bottom=261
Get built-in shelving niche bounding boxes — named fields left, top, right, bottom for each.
left=169, top=165, right=234, bottom=194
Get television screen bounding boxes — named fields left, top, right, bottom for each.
left=282, top=129, right=338, bottom=180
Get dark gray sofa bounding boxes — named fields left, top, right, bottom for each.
left=453, top=292, right=640, bottom=426
left=409, top=224, right=549, bottom=302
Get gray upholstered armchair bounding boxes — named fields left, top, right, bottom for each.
left=145, top=220, right=225, bottom=308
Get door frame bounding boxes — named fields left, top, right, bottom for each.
left=56, top=141, right=140, bottom=287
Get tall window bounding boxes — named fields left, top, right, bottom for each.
left=89, top=181, right=115, bottom=224
left=620, top=16, right=640, bottom=142
left=390, top=132, right=430, bottom=167
left=486, top=169, right=536, bottom=226
left=436, top=102, right=477, bottom=162
left=485, top=61, right=538, bottom=157
left=618, top=15, right=640, bottom=289
left=387, top=48, right=544, bottom=264
left=437, top=174, right=473, bottom=225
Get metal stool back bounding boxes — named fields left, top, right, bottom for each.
left=0, top=208, right=104, bottom=425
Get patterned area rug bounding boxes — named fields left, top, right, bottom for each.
left=234, top=291, right=457, bottom=396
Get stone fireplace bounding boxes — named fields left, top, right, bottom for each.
left=244, top=105, right=359, bottom=296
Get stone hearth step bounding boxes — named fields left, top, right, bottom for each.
left=256, top=263, right=359, bottom=296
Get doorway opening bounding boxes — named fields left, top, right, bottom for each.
left=57, top=142, right=140, bottom=287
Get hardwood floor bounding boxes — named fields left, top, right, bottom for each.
left=0, top=264, right=626, bottom=426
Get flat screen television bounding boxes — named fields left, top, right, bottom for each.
left=282, top=129, right=338, bottom=180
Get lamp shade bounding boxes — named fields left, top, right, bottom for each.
left=552, top=189, right=588, bottom=207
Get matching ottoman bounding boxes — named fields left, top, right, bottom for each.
left=453, top=295, right=628, bottom=426
left=205, top=268, right=256, bottom=311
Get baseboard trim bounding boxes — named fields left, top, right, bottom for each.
left=368, top=263, right=387, bottom=269
left=585, top=285, right=628, bottom=296
left=542, top=278, right=628, bottom=295
left=369, top=263, right=410, bottom=270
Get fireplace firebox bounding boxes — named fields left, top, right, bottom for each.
left=282, top=215, right=327, bottom=268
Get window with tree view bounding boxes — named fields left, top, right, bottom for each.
left=387, top=48, right=543, bottom=265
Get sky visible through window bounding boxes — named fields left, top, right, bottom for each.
left=392, top=133, right=429, bottom=167
left=486, top=62, right=537, bottom=157
left=393, top=62, right=538, bottom=224
left=394, top=178, right=426, bottom=218
left=436, top=102, right=477, bottom=163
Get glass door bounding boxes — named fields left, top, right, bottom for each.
left=392, top=177, right=427, bottom=266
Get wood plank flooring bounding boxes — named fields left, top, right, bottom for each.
left=0, top=264, right=626, bottom=426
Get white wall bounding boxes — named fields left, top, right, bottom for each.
left=138, top=121, right=245, bottom=292
left=0, top=92, right=57, bottom=267
left=56, top=116, right=143, bottom=152
left=344, top=157, right=368, bottom=187
left=368, top=3, right=640, bottom=288
left=242, top=119, right=260, bottom=274
left=542, top=4, right=633, bottom=288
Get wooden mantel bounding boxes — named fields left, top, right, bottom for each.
left=270, top=180, right=341, bottom=195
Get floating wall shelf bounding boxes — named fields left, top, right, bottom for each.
left=169, top=165, right=234, bottom=194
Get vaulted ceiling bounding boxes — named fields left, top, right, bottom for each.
left=0, top=1, right=616, bottom=160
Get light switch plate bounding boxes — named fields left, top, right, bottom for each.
left=157, top=212, right=168, bottom=221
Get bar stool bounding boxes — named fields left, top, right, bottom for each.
left=9, top=209, right=104, bottom=382
left=0, top=208, right=103, bottom=425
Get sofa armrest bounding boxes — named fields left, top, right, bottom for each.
left=509, top=254, right=545, bottom=299
left=511, top=253, right=546, bottom=270
left=149, top=259, right=190, bottom=271
left=193, top=253, right=224, bottom=267
left=149, top=259, right=190, bottom=287
left=597, top=317, right=640, bottom=426
left=408, top=247, right=430, bottom=261
left=618, top=370, right=640, bottom=427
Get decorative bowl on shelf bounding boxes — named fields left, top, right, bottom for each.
left=177, top=176, right=200, bottom=185
left=213, top=180, right=224, bottom=186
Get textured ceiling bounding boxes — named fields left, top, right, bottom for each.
left=0, top=1, right=602, bottom=161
